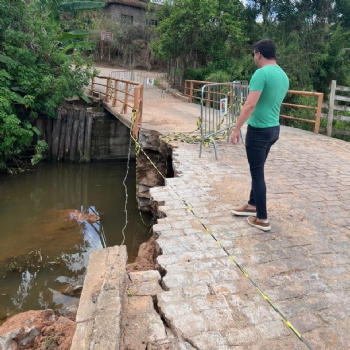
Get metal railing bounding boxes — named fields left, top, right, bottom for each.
left=199, top=81, right=248, bottom=159
left=185, top=80, right=324, bottom=134
left=110, top=70, right=169, bottom=92
left=90, top=75, right=143, bottom=138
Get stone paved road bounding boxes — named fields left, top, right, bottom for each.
left=150, top=126, right=350, bottom=350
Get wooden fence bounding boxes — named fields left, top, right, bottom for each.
left=35, top=106, right=94, bottom=162
left=184, top=80, right=324, bottom=133
left=321, top=80, right=350, bottom=137
left=280, top=90, right=323, bottom=134
left=90, top=75, right=144, bottom=138
left=184, top=80, right=215, bottom=103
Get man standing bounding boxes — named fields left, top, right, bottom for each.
left=230, top=39, right=289, bottom=231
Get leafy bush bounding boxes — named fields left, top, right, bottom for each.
left=184, top=67, right=213, bottom=82
left=205, top=71, right=231, bottom=83
left=0, top=0, right=96, bottom=172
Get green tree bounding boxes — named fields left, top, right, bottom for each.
left=242, top=0, right=350, bottom=92
left=151, top=0, right=246, bottom=88
left=0, top=0, right=96, bottom=173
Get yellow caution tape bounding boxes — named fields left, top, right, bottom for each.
left=129, top=110, right=314, bottom=350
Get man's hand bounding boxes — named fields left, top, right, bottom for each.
left=231, top=129, right=240, bottom=145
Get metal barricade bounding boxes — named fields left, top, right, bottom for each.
left=109, top=70, right=133, bottom=80
left=109, top=70, right=169, bottom=94
left=109, top=70, right=134, bottom=93
left=132, top=71, right=169, bottom=91
left=199, top=81, right=248, bottom=159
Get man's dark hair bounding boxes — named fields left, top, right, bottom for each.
left=254, top=39, right=276, bottom=59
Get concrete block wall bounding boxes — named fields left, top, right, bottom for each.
left=71, top=246, right=128, bottom=350
left=105, top=3, right=146, bottom=26
left=91, top=113, right=135, bottom=160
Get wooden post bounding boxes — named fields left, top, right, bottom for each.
left=84, top=111, right=93, bottom=162
left=51, top=108, right=62, bottom=161
left=112, top=79, right=117, bottom=107
left=133, top=85, right=139, bottom=112
left=133, top=86, right=140, bottom=138
left=36, top=118, right=45, bottom=142
left=45, top=118, right=53, bottom=153
left=64, top=108, right=74, bottom=161
left=326, top=80, right=336, bottom=137
left=58, top=112, right=67, bottom=161
left=121, top=82, right=129, bottom=114
left=77, top=110, right=86, bottom=162
left=139, top=84, right=144, bottom=124
left=314, top=93, right=323, bottom=134
left=189, top=81, right=194, bottom=103
left=106, top=77, right=111, bottom=102
left=138, top=99, right=143, bottom=125
left=69, top=109, right=80, bottom=162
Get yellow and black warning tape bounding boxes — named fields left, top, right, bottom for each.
left=160, top=114, right=234, bottom=147
left=160, top=96, right=244, bottom=147
left=131, top=113, right=154, bottom=227
left=130, top=110, right=314, bottom=350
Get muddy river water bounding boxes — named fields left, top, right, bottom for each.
left=0, top=162, right=152, bottom=321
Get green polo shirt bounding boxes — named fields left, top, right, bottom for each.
left=247, top=65, right=289, bottom=128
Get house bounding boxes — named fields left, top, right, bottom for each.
left=104, top=0, right=158, bottom=27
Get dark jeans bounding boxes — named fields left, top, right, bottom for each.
left=245, top=125, right=280, bottom=219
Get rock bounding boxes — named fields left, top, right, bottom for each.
left=62, top=284, right=83, bottom=297
left=64, top=305, right=78, bottom=317
left=0, top=310, right=55, bottom=349
left=0, top=328, right=21, bottom=350
left=50, top=288, right=80, bottom=306
left=69, top=210, right=100, bottom=223
left=128, top=270, right=163, bottom=296
left=0, top=309, right=76, bottom=350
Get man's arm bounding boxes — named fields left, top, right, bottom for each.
left=230, top=90, right=261, bottom=144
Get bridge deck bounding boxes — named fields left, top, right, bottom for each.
left=92, top=66, right=350, bottom=349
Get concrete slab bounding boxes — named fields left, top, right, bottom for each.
left=122, top=296, right=167, bottom=348
left=71, top=246, right=127, bottom=350
left=128, top=270, right=163, bottom=296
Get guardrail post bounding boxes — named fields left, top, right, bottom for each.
left=112, top=79, right=117, bottom=107
left=121, top=82, right=129, bottom=114
left=106, top=77, right=111, bottom=102
left=326, top=80, right=336, bottom=137
left=190, top=81, right=194, bottom=103
left=314, top=93, right=323, bottom=134
left=134, top=85, right=139, bottom=112
left=133, top=85, right=142, bottom=138
left=138, top=84, right=144, bottom=124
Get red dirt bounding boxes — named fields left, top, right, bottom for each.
left=126, top=236, right=157, bottom=272
left=0, top=309, right=75, bottom=350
